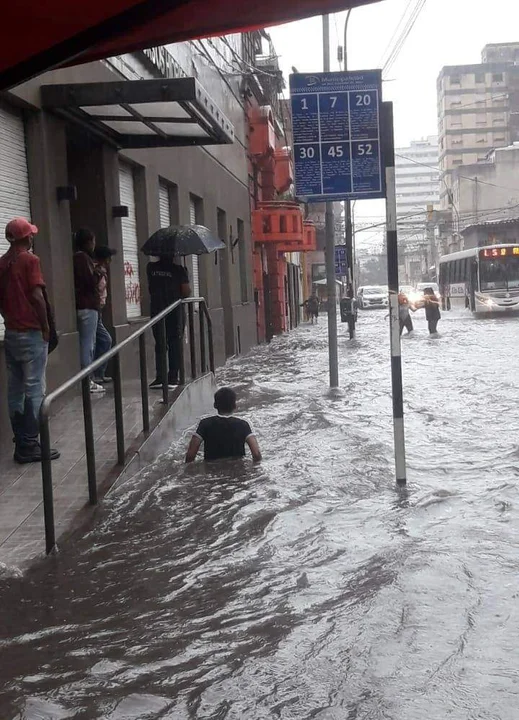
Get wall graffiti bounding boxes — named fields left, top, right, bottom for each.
left=124, top=262, right=141, bottom=305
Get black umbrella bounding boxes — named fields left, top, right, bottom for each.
left=141, top=225, right=226, bottom=257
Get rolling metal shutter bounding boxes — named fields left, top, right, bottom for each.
left=0, top=106, right=31, bottom=338
left=158, top=182, right=171, bottom=228
left=119, top=162, right=141, bottom=319
left=189, top=197, right=200, bottom=298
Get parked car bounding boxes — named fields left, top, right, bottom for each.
left=357, top=285, right=388, bottom=309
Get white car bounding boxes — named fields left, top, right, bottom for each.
left=358, top=285, right=388, bottom=309
left=410, top=282, right=440, bottom=304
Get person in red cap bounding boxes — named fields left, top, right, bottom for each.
left=0, top=218, right=59, bottom=463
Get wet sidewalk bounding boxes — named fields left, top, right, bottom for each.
left=0, top=381, right=172, bottom=569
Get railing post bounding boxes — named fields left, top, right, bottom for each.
left=112, top=354, right=125, bottom=465
left=188, top=302, right=197, bottom=380
left=81, top=377, right=98, bottom=505
left=39, top=411, right=56, bottom=554
left=158, top=318, right=169, bottom=405
left=179, top=309, right=186, bottom=386
left=139, top=333, right=150, bottom=433
left=206, top=307, right=215, bottom=374
left=199, top=303, right=207, bottom=374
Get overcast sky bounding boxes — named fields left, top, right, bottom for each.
left=269, top=0, right=519, bottom=247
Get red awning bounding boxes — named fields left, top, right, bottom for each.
left=1, top=0, right=378, bottom=90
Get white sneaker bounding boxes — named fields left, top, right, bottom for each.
left=90, top=381, right=106, bottom=393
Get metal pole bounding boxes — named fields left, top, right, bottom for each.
left=178, top=311, right=186, bottom=386
left=139, top=333, right=150, bottom=434
left=344, top=9, right=354, bottom=296
left=188, top=302, right=197, bottom=380
left=158, top=318, right=169, bottom=404
left=112, top=354, right=126, bottom=465
left=199, top=303, right=207, bottom=374
left=323, top=14, right=339, bottom=388
left=382, top=102, right=407, bottom=485
left=206, top=307, right=215, bottom=374
left=81, top=377, right=98, bottom=504
left=39, top=413, right=56, bottom=554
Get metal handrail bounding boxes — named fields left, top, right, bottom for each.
left=39, top=296, right=214, bottom=555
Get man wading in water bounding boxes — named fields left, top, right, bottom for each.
left=185, top=387, right=262, bottom=463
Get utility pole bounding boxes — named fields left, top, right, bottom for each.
left=323, top=14, right=339, bottom=388
left=344, top=10, right=354, bottom=292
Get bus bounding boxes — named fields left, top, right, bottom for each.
left=439, top=244, right=519, bottom=314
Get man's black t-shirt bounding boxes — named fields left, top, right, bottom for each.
left=147, top=259, right=189, bottom=317
left=195, top=415, right=254, bottom=461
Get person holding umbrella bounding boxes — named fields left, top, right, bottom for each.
left=142, top=224, right=225, bottom=388
left=147, top=255, right=190, bottom=388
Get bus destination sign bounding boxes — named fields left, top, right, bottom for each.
left=480, top=246, right=519, bottom=259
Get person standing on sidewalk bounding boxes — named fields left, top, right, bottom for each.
left=147, top=256, right=190, bottom=389
left=92, top=246, right=117, bottom=385
left=73, top=228, right=104, bottom=394
left=0, top=218, right=60, bottom=463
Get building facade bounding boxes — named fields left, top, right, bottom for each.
left=0, top=32, right=312, bottom=448
left=395, top=135, right=440, bottom=218
left=452, top=143, right=519, bottom=237
left=437, top=43, right=519, bottom=211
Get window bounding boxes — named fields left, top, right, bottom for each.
left=494, top=136, right=505, bottom=142
left=476, top=135, right=487, bottom=144
left=476, top=120, right=487, bottom=126
left=452, top=138, right=463, bottom=145
left=475, top=73, right=485, bottom=83
left=453, top=159, right=463, bottom=165
left=237, top=219, right=248, bottom=303
left=492, top=73, right=504, bottom=82
left=450, top=101, right=462, bottom=108
left=450, top=75, right=461, bottom=85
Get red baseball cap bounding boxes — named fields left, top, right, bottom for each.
left=5, top=217, right=38, bottom=242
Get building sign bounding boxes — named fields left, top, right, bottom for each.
left=141, top=46, right=186, bottom=80
left=289, top=70, right=384, bottom=202
left=335, top=245, right=347, bottom=276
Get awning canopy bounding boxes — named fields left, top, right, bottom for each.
left=41, top=78, right=234, bottom=148
left=1, top=0, right=379, bottom=91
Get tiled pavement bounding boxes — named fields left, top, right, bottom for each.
left=0, top=381, right=177, bottom=569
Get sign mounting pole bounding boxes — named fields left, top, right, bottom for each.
left=323, top=14, right=339, bottom=388
left=381, top=101, right=406, bottom=485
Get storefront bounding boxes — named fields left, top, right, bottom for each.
left=0, top=55, right=257, bottom=447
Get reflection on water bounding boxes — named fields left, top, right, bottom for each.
left=1, top=310, right=519, bottom=719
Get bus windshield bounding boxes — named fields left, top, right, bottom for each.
left=480, top=257, right=519, bottom=291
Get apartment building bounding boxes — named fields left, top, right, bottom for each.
left=395, top=135, right=440, bottom=220
left=437, top=43, right=519, bottom=210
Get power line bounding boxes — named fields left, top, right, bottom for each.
left=396, top=152, right=519, bottom=192
left=383, top=0, right=428, bottom=77
left=379, top=0, right=415, bottom=68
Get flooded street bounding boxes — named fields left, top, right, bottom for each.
left=1, top=309, right=519, bottom=720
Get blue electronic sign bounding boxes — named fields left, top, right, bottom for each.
left=289, top=70, right=384, bottom=202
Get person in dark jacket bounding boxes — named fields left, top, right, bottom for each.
left=147, top=256, right=190, bottom=388
left=93, top=246, right=117, bottom=384
left=423, top=287, right=441, bottom=335
left=73, top=228, right=103, bottom=393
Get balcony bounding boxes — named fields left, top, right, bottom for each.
left=252, top=201, right=315, bottom=252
